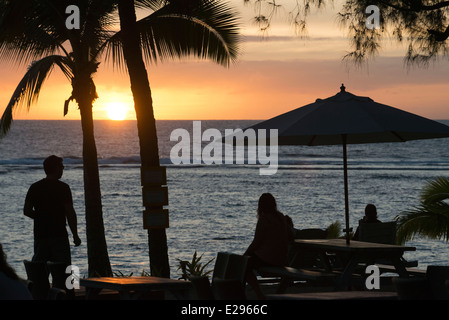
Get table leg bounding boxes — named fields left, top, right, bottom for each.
left=320, top=252, right=334, bottom=272
left=336, top=258, right=359, bottom=290
left=391, top=257, right=409, bottom=277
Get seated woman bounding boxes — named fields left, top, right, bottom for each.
left=352, top=204, right=381, bottom=241
left=244, top=193, right=294, bottom=299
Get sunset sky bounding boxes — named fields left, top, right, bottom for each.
left=1, top=0, right=449, bottom=121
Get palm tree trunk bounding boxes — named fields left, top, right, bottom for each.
left=118, top=0, right=170, bottom=278
left=79, top=100, right=113, bottom=277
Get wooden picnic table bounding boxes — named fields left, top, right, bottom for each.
left=292, top=239, right=416, bottom=289
left=80, top=276, right=192, bottom=300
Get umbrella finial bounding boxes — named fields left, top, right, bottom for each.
left=340, top=84, right=346, bottom=92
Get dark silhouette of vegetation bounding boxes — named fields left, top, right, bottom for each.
left=0, top=0, right=239, bottom=277
left=397, top=177, right=449, bottom=244
left=116, top=0, right=239, bottom=277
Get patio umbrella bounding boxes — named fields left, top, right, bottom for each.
left=245, top=84, right=449, bottom=243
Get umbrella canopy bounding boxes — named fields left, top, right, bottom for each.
left=247, top=84, right=449, bottom=243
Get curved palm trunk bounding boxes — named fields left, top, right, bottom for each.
left=118, top=0, right=170, bottom=278
left=78, top=88, right=112, bottom=277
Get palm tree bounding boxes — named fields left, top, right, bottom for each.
left=396, top=177, right=449, bottom=244
left=0, top=0, right=239, bottom=277
left=0, top=0, right=114, bottom=277
left=115, top=0, right=240, bottom=277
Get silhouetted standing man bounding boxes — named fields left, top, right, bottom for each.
left=24, top=155, right=81, bottom=265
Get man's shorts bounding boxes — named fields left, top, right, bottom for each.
left=32, top=237, right=71, bottom=265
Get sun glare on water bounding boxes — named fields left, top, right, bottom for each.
left=106, top=102, right=128, bottom=121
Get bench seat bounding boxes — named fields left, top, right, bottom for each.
left=257, top=266, right=337, bottom=282
left=376, top=264, right=426, bottom=277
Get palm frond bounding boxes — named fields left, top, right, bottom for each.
left=0, top=0, right=70, bottom=65
left=420, top=177, right=449, bottom=205
left=0, top=55, right=73, bottom=137
left=396, top=208, right=449, bottom=243
left=326, top=221, right=342, bottom=239
left=143, top=0, right=240, bottom=66
left=104, top=0, right=240, bottom=68
left=396, top=177, right=449, bottom=243
left=102, top=31, right=127, bottom=71
left=79, top=0, right=119, bottom=60
left=134, top=0, right=164, bottom=11
left=0, top=0, right=119, bottom=66
left=177, top=251, right=215, bottom=280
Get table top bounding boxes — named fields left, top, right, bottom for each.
left=80, top=276, right=192, bottom=291
left=293, top=238, right=416, bottom=253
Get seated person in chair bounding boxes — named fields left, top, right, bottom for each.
left=352, top=204, right=381, bottom=241
left=244, top=193, right=294, bottom=299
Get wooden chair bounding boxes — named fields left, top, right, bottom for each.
left=358, top=221, right=397, bottom=245
left=212, top=252, right=230, bottom=280
left=190, top=252, right=249, bottom=300
left=221, top=253, right=249, bottom=284
left=358, top=221, right=418, bottom=267
left=212, top=253, right=249, bottom=300
left=189, top=276, right=215, bottom=300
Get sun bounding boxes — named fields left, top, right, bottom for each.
left=106, top=102, right=128, bottom=121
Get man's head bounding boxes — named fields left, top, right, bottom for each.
left=43, top=155, right=64, bottom=179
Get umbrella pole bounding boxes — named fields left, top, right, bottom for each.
left=343, top=135, right=351, bottom=244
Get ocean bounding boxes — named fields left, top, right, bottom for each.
left=1, top=119, right=449, bottom=279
